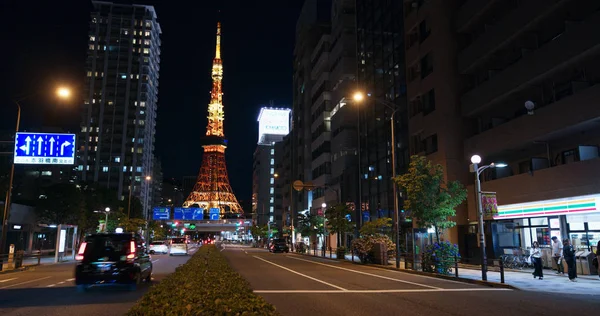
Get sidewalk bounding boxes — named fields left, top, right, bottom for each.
left=298, top=251, right=600, bottom=295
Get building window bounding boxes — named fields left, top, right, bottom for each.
left=270, top=187, right=274, bottom=194
left=270, top=168, right=274, bottom=174
left=144, top=31, right=150, bottom=37
left=420, top=53, right=433, bottom=79
left=41, top=171, right=52, bottom=176
left=270, top=197, right=274, bottom=203
left=144, top=39, right=150, bottom=45
left=270, top=149, right=275, bottom=155
left=137, top=167, right=142, bottom=172
left=419, top=19, right=431, bottom=43
left=114, top=157, right=120, bottom=163
left=143, top=48, right=150, bottom=55
left=270, top=158, right=274, bottom=165
left=123, top=166, right=127, bottom=172
left=270, top=178, right=274, bottom=184
left=269, top=206, right=274, bottom=213
left=423, top=89, right=435, bottom=115
left=102, top=166, right=108, bottom=172
left=86, top=71, right=92, bottom=77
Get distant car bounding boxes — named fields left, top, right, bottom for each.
left=74, top=232, right=152, bottom=292
left=269, top=239, right=289, bottom=253
left=169, top=237, right=188, bottom=256
left=149, top=241, right=168, bottom=254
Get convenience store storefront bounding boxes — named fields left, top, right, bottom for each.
left=490, top=194, right=600, bottom=268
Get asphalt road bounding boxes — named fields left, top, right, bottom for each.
left=223, top=247, right=600, bottom=316
left=0, top=246, right=199, bottom=316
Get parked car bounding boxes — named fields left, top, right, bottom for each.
left=269, top=239, right=289, bottom=253
left=149, top=241, right=168, bottom=254
left=74, top=232, right=152, bottom=292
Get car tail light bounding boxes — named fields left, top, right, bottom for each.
left=126, top=241, right=136, bottom=260
left=76, top=242, right=87, bottom=261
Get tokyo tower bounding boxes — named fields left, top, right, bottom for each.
left=183, top=22, right=243, bottom=216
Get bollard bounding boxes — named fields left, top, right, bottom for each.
left=454, top=255, right=459, bottom=278
left=500, top=258, right=505, bottom=284
left=352, top=248, right=354, bottom=262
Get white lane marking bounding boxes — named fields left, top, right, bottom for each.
left=47, top=284, right=56, bottom=287
left=57, top=281, right=65, bottom=284
left=152, top=259, right=160, bottom=263
left=0, top=276, right=52, bottom=289
left=253, top=256, right=348, bottom=291
left=288, top=256, right=441, bottom=290
left=254, top=288, right=512, bottom=294
left=66, top=278, right=75, bottom=282
left=0, top=278, right=18, bottom=283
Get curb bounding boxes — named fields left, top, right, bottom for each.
left=0, top=266, right=31, bottom=275
left=288, top=252, right=518, bottom=290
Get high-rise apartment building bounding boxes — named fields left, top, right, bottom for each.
left=404, top=0, right=600, bottom=260
left=252, top=107, right=291, bottom=228
left=78, top=1, right=161, bottom=218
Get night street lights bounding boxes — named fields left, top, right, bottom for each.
left=353, top=91, right=401, bottom=269
left=469, top=154, right=507, bottom=281
left=1, top=86, right=72, bottom=256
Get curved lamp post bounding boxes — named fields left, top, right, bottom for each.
left=469, top=154, right=507, bottom=281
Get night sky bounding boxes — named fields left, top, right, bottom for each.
left=0, top=0, right=304, bottom=201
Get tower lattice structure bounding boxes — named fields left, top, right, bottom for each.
left=183, top=22, right=243, bottom=215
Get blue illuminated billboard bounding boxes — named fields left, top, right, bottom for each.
left=209, top=208, right=220, bottom=220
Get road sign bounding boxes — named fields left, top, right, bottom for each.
left=292, top=180, right=304, bottom=191
left=13, top=132, right=76, bottom=165
left=209, top=208, right=220, bottom=220
left=152, top=207, right=170, bottom=220
left=174, top=207, right=204, bottom=220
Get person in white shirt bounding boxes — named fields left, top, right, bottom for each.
left=531, top=241, right=543, bottom=280
left=551, top=236, right=563, bottom=274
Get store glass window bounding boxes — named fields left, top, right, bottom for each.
left=529, top=217, right=548, bottom=226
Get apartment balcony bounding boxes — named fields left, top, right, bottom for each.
left=455, top=0, right=497, bottom=33
left=464, top=83, right=600, bottom=158
left=466, top=158, right=600, bottom=219
left=461, top=11, right=600, bottom=117
left=458, top=0, right=561, bottom=74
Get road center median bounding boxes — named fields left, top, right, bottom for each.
left=127, top=245, right=279, bottom=316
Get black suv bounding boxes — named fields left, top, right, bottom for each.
left=269, top=239, right=289, bottom=253
left=75, top=233, right=152, bottom=292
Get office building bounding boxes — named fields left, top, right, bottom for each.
left=78, top=1, right=162, bottom=220
left=356, top=0, right=409, bottom=224
left=252, top=107, right=291, bottom=228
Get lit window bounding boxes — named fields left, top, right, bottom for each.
left=145, top=21, right=151, bottom=27
left=102, top=166, right=108, bottom=172
left=137, top=166, right=142, bottom=172
left=121, top=74, right=127, bottom=79
left=82, top=126, right=87, bottom=132
left=89, top=136, right=92, bottom=142
left=137, top=148, right=143, bottom=153
left=270, top=178, right=274, bottom=184
left=78, top=165, right=83, bottom=171
left=130, top=166, right=133, bottom=172
left=144, top=31, right=150, bottom=37
left=92, top=99, right=96, bottom=104
left=132, top=39, right=136, bottom=44
left=139, top=120, right=145, bottom=126
left=270, top=197, right=274, bottom=203
left=270, top=168, right=274, bottom=174
left=123, top=166, right=127, bottom=172
left=93, top=146, right=97, bottom=151
left=87, top=71, right=92, bottom=77
left=95, top=136, right=98, bottom=142
left=132, top=138, right=135, bottom=142
left=134, top=101, right=138, bottom=106
left=86, top=165, right=90, bottom=171
left=41, top=171, right=52, bottom=176
left=135, top=176, right=141, bottom=182
left=134, top=30, right=137, bottom=36
left=269, top=216, right=274, bottom=222
left=143, top=48, right=149, bottom=54
left=136, top=74, right=140, bottom=79
left=114, top=157, right=120, bottom=162
left=131, top=148, right=134, bottom=153
left=271, top=149, right=275, bottom=155
left=140, top=110, right=145, bottom=115
left=270, top=187, right=274, bottom=194
left=144, top=39, right=150, bottom=45
left=270, top=159, right=274, bottom=165
left=140, top=102, right=146, bottom=107
left=269, top=206, right=274, bottom=213
left=96, top=127, right=99, bottom=132
left=89, top=44, right=94, bottom=50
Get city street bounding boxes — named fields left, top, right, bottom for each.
left=223, top=247, right=600, bottom=316
left=0, top=246, right=199, bottom=316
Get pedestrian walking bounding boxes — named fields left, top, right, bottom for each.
left=531, top=241, right=543, bottom=280
left=595, top=240, right=599, bottom=280
left=563, top=238, right=577, bottom=282
left=551, top=236, right=563, bottom=274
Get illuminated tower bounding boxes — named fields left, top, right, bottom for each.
left=183, top=22, right=243, bottom=215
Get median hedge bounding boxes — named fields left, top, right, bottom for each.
left=128, top=245, right=278, bottom=316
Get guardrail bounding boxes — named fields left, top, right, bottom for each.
left=0, top=251, right=43, bottom=272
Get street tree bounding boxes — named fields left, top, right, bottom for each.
left=36, top=183, right=86, bottom=226
left=325, top=204, right=354, bottom=247
left=395, top=155, right=467, bottom=242
left=359, top=217, right=393, bottom=238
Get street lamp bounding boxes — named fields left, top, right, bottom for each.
left=1, top=86, right=72, bottom=256
left=94, top=207, right=111, bottom=232
left=469, top=154, right=507, bottom=281
left=353, top=91, right=401, bottom=269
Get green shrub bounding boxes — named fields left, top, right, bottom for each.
left=351, top=235, right=396, bottom=264
left=421, top=241, right=460, bottom=275
left=127, top=245, right=279, bottom=316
